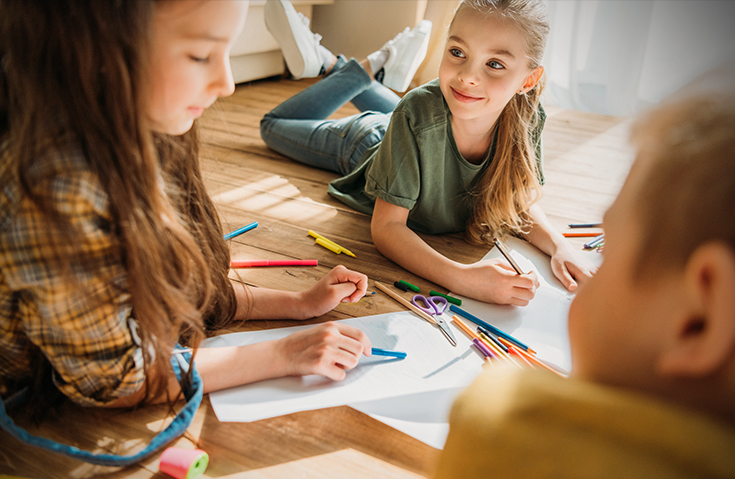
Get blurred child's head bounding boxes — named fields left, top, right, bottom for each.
left=569, top=65, right=735, bottom=424
left=440, top=0, right=552, bottom=243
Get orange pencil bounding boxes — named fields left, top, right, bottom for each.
left=451, top=316, right=481, bottom=341
left=508, top=346, right=536, bottom=369
left=563, top=232, right=603, bottom=238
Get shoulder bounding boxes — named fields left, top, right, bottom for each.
left=1, top=139, right=111, bottom=232
left=392, top=79, right=448, bottom=133
left=437, top=366, right=735, bottom=478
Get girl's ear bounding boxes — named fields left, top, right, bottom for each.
left=657, top=242, right=735, bottom=378
left=519, top=66, right=544, bottom=94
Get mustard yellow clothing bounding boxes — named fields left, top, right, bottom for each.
left=434, top=366, right=735, bottom=478
left=0, top=143, right=144, bottom=406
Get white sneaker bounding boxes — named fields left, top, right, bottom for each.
left=264, top=0, right=323, bottom=79
left=380, top=20, right=433, bottom=92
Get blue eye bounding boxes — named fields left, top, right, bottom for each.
left=487, top=61, right=504, bottom=70
left=450, top=48, right=465, bottom=58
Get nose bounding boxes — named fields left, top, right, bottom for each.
left=212, top=56, right=236, bottom=98
left=458, top=61, right=480, bottom=86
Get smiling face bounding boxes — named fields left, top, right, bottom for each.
left=438, top=6, right=540, bottom=127
left=147, top=0, right=248, bottom=135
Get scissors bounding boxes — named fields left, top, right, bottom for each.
left=412, top=295, right=457, bottom=347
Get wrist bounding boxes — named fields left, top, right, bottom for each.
left=269, top=338, right=294, bottom=377
left=444, top=261, right=469, bottom=294
left=290, top=290, right=313, bottom=320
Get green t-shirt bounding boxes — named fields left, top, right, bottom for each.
left=328, top=79, right=546, bottom=235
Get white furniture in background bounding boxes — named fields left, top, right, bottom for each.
left=230, top=0, right=334, bottom=84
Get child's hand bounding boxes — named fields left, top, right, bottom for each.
left=297, top=265, right=368, bottom=319
left=275, top=322, right=372, bottom=381
left=550, top=245, right=597, bottom=291
left=457, top=259, right=540, bottom=306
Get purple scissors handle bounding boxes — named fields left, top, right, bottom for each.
left=411, top=295, right=448, bottom=316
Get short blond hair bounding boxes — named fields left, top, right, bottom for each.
left=629, top=66, right=735, bottom=277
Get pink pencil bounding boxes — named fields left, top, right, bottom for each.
left=230, top=260, right=318, bottom=268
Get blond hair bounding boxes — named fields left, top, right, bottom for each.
left=454, top=0, right=550, bottom=243
left=630, top=72, right=735, bottom=277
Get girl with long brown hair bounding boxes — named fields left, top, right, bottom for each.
left=0, top=0, right=373, bottom=423
left=260, top=0, right=596, bottom=305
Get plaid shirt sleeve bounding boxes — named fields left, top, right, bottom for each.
left=0, top=153, right=145, bottom=406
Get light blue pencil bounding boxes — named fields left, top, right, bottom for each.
left=224, top=221, right=258, bottom=240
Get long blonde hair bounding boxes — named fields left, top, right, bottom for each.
left=0, top=0, right=238, bottom=414
left=457, top=0, right=550, bottom=243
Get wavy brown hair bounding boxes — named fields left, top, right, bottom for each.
left=454, top=0, right=549, bottom=243
left=0, top=0, right=238, bottom=412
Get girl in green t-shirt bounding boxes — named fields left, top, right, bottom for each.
left=261, top=0, right=596, bottom=305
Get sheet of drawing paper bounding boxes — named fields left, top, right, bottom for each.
left=348, top=238, right=604, bottom=449
left=452, top=236, right=604, bottom=373
left=205, top=311, right=486, bottom=423
left=348, top=387, right=461, bottom=449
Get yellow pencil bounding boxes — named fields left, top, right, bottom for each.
left=477, top=331, right=513, bottom=365
left=308, top=230, right=356, bottom=257
left=315, top=237, right=341, bottom=254
left=374, top=282, right=437, bottom=326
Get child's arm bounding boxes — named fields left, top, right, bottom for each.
left=106, top=320, right=373, bottom=406
left=523, top=204, right=597, bottom=291
left=371, top=198, right=539, bottom=305
left=231, top=265, right=368, bottom=321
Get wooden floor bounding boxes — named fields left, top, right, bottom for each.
left=0, top=77, right=635, bottom=478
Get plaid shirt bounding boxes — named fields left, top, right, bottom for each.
left=0, top=143, right=144, bottom=406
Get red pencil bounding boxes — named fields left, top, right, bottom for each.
left=562, top=232, right=603, bottom=238
left=230, top=260, right=318, bottom=268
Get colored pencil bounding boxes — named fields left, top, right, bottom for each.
left=584, top=234, right=606, bottom=249
left=472, top=338, right=496, bottom=359
left=497, top=338, right=566, bottom=377
left=451, top=315, right=481, bottom=341
left=230, top=260, right=318, bottom=268
left=374, top=282, right=437, bottom=326
left=493, top=237, right=524, bottom=275
left=449, top=304, right=535, bottom=354
left=224, top=221, right=258, bottom=240
left=563, top=232, right=603, bottom=238
left=477, top=326, right=508, bottom=352
left=568, top=223, right=602, bottom=228
left=507, top=346, right=536, bottom=368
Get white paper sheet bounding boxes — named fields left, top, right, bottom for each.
left=205, top=238, right=603, bottom=449
left=453, top=236, right=604, bottom=373
left=349, top=237, right=603, bottom=449
left=205, top=312, right=485, bottom=423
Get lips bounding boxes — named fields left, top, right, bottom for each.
left=450, top=87, right=483, bottom=103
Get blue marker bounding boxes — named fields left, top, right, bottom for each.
left=371, top=348, right=407, bottom=359
left=224, top=221, right=258, bottom=240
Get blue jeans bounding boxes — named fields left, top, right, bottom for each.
left=260, top=57, right=401, bottom=176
